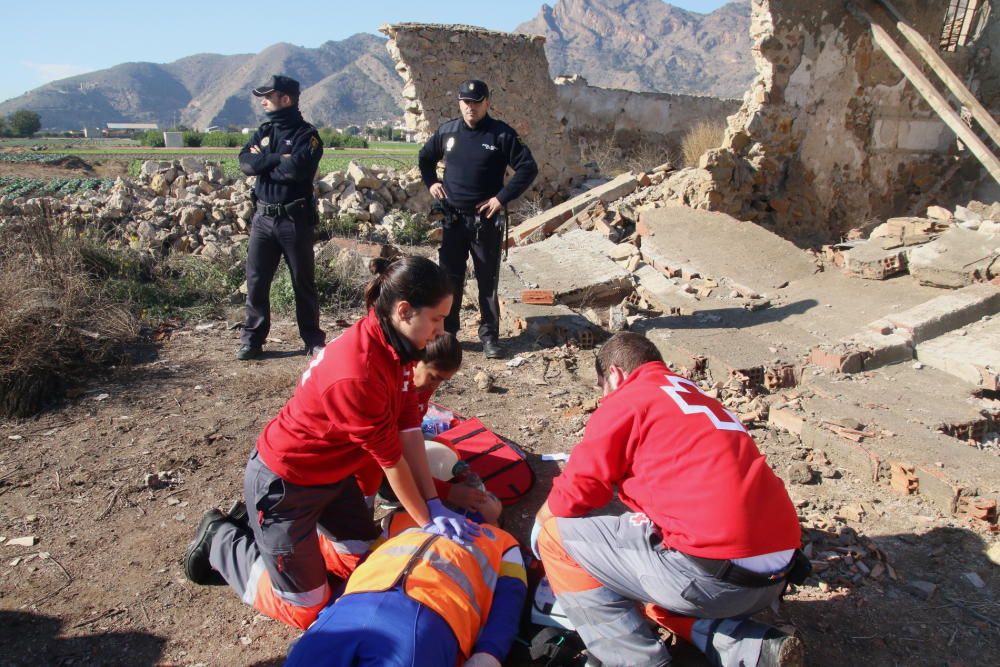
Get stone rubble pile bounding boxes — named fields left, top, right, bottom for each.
left=821, top=201, right=1000, bottom=288
left=0, top=158, right=435, bottom=260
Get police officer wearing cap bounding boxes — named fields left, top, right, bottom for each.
left=236, top=74, right=325, bottom=361
left=418, top=80, right=538, bottom=359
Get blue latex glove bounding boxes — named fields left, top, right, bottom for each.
left=424, top=498, right=482, bottom=544
left=530, top=520, right=542, bottom=560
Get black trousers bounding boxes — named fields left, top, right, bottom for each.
left=241, top=210, right=325, bottom=348
left=438, top=212, right=502, bottom=342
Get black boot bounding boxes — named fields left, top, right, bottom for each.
left=183, top=509, right=229, bottom=585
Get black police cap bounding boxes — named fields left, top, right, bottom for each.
left=252, top=75, right=301, bottom=98
left=457, top=80, right=490, bottom=102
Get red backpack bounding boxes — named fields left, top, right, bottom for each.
left=433, top=416, right=536, bottom=506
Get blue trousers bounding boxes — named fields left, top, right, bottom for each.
left=284, top=588, right=459, bottom=667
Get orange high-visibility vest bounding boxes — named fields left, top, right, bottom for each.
left=343, top=512, right=522, bottom=658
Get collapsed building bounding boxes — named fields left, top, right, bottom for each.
left=380, top=4, right=1000, bottom=528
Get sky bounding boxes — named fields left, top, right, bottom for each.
left=0, top=0, right=731, bottom=103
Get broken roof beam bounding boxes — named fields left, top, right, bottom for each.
left=874, top=0, right=1000, bottom=149
left=847, top=2, right=1000, bottom=186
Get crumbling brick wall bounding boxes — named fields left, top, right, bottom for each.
left=553, top=75, right=741, bottom=152
left=685, top=0, right=993, bottom=246
left=379, top=23, right=585, bottom=208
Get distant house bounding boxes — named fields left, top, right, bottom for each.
left=105, top=122, right=158, bottom=137
left=393, top=124, right=419, bottom=143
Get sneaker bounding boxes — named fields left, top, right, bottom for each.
left=482, top=338, right=504, bottom=359
left=305, top=344, right=325, bottom=358
left=183, top=509, right=228, bottom=586
left=236, top=344, right=262, bottom=361
left=758, top=630, right=805, bottom=667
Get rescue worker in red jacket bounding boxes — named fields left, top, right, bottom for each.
left=533, top=332, right=806, bottom=667
left=286, top=504, right=526, bottom=667
left=183, top=256, right=479, bottom=629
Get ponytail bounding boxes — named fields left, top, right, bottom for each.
left=364, top=255, right=452, bottom=320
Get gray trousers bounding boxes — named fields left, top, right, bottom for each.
left=557, top=513, right=786, bottom=667
left=209, top=451, right=379, bottom=627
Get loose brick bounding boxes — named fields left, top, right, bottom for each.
left=521, top=289, right=556, bottom=305
left=890, top=461, right=919, bottom=495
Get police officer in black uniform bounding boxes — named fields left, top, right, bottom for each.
left=236, top=74, right=325, bottom=361
left=418, top=80, right=538, bottom=359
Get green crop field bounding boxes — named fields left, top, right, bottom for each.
left=0, top=175, right=111, bottom=198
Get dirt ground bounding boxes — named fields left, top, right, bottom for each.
left=0, top=156, right=131, bottom=181
left=1, top=306, right=998, bottom=667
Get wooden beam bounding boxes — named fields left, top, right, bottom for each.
left=848, top=3, right=1000, bottom=186
left=875, top=0, right=1000, bottom=149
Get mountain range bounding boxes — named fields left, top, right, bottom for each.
left=0, top=0, right=753, bottom=131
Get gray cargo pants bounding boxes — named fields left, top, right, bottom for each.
left=555, top=513, right=787, bottom=667
left=208, top=450, right=379, bottom=628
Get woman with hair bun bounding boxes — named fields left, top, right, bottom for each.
left=183, top=255, right=480, bottom=629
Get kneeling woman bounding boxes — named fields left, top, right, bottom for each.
left=183, top=256, right=479, bottom=629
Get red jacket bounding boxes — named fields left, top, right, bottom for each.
left=548, top=362, right=800, bottom=559
left=256, top=311, right=422, bottom=486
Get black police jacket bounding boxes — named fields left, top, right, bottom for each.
left=418, top=114, right=538, bottom=212
left=239, top=107, right=323, bottom=205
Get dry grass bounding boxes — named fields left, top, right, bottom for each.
left=578, top=135, right=681, bottom=177
left=0, top=218, right=138, bottom=417
left=681, top=120, right=726, bottom=168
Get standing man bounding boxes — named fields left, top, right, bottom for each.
left=532, top=332, right=808, bottom=667
left=236, top=74, right=325, bottom=361
left=418, top=80, right=538, bottom=359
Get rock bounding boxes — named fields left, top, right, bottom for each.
left=6, top=536, right=37, bottom=547
left=317, top=198, right=337, bottom=216
left=149, top=173, right=170, bottom=196
left=136, top=221, right=158, bottom=242
left=474, top=371, right=494, bottom=392
left=178, top=207, right=206, bottom=229
left=180, top=156, right=204, bottom=174
left=908, top=580, right=937, bottom=600
left=925, top=205, right=952, bottom=221
left=785, top=461, right=814, bottom=484
left=954, top=205, right=983, bottom=223
left=607, top=242, right=639, bottom=262
left=201, top=242, right=223, bottom=260
left=962, top=572, right=986, bottom=589
left=369, top=201, right=386, bottom=220
left=987, top=542, right=1000, bottom=567
left=839, top=503, right=867, bottom=522
left=347, top=161, right=382, bottom=190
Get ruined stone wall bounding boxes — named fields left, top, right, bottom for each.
left=976, top=9, right=1000, bottom=109
left=553, top=75, right=741, bottom=150
left=689, top=0, right=991, bottom=246
left=379, top=23, right=585, bottom=206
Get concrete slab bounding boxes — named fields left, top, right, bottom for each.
left=776, top=272, right=943, bottom=342
left=842, top=241, right=908, bottom=279
left=917, top=316, right=1000, bottom=390
left=503, top=229, right=634, bottom=308
left=510, top=173, right=638, bottom=243
left=632, top=264, right=700, bottom=315
left=631, top=257, right=942, bottom=386
left=637, top=206, right=818, bottom=294
left=791, top=366, right=1000, bottom=512
left=501, top=300, right=599, bottom=346
left=908, top=227, right=999, bottom=288
left=886, top=283, right=1000, bottom=343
